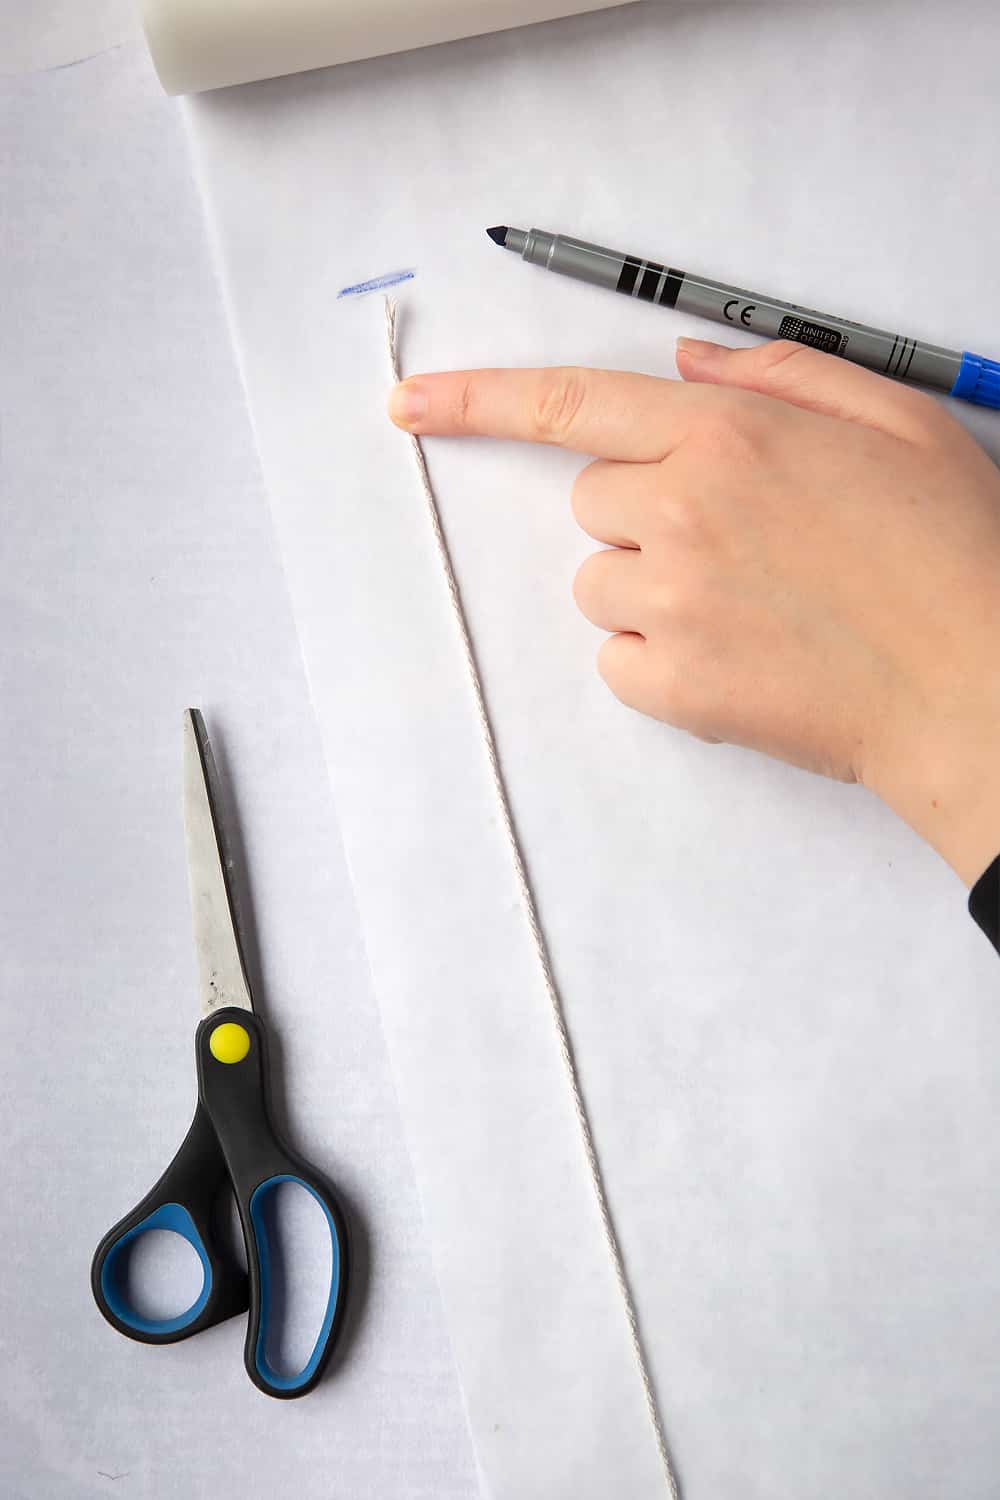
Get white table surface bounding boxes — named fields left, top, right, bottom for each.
left=8, top=4, right=1000, bottom=1499
left=0, top=21, right=478, bottom=1499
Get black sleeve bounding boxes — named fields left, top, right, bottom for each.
left=969, top=854, right=1000, bottom=956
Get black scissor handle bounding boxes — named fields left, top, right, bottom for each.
left=193, top=1008, right=350, bottom=1399
left=91, top=1102, right=249, bottom=1344
left=93, top=1009, right=350, bottom=1399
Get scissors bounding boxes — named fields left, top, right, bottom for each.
left=91, top=710, right=349, bottom=1399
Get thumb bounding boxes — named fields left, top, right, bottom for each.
left=675, top=335, right=940, bottom=441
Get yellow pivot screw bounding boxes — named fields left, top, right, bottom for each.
left=209, top=1021, right=251, bottom=1064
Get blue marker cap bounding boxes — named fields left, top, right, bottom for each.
left=951, top=351, right=1000, bottom=410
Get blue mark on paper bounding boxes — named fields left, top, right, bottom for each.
left=337, top=269, right=415, bottom=299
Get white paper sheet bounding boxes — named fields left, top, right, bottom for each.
left=0, top=0, right=141, bottom=74
left=188, top=4, right=1000, bottom=1496
left=0, top=38, right=477, bottom=1500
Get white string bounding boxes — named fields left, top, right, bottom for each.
left=386, top=298, right=681, bottom=1500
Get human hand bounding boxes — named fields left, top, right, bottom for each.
left=389, top=340, right=1000, bottom=885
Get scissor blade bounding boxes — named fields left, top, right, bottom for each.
left=182, top=709, right=254, bottom=1017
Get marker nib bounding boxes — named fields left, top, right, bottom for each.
left=486, top=225, right=508, bottom=247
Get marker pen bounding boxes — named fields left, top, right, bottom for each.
left=487, top=225, right=1000, bottom=409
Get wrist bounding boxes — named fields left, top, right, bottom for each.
left=865, top=707, right=1000, bottom=886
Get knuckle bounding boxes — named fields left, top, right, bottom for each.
left=455, top=377, right=475, bottom=430
left=646, top=578, right=684, bottom=621
left=532, top=367, right=588, bottom=444
left=652, top=490, right=708, bottom=547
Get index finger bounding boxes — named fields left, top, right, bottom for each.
left=388, top=366, right=699, bottom=461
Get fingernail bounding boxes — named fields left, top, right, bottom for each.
left=676, top=337, right=727, bottom=364
left=389, top=380, right=427, bottom=429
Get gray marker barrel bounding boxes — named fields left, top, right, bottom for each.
left=496, top=227, right=1000, bottom=409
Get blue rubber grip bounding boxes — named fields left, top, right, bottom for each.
left=249, top=1174, right=344, bottom=1394
left=951, top=351, right=1000, bottom=410
left=99, top=1202, right=212, bottom=1335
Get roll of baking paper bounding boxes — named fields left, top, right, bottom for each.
left=142, top=0, right=637, bottom=93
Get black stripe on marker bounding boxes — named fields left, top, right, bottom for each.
left=637, top=261, right=665, bottom=302
left=617, top=255, right=642, bottom=295
left=900, top=339, right=918, bottom=380
left=658, top=268, right=684, bottom=309
left=885, top=332, right=900, bottom=375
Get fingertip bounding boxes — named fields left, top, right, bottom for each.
left=388, top=379, right=428, bottom=431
